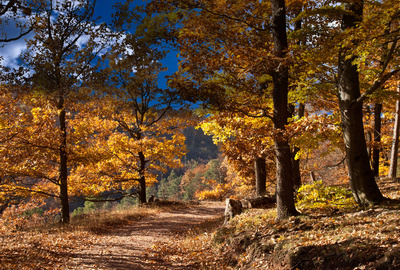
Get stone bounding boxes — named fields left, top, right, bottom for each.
left=224, top=198, right=243, bottom=225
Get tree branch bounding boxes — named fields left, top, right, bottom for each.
left=0, top=27, right=33, bottom=42
left=354, top=67, right=400, bottom=106
left=353, top=37, right=400, bottom=105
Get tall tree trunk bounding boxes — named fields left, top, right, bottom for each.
left=271, top=0, right=298, bottom=220
left=365, top=105, right=372, bottom=160
left=373, top=103, right=382, bottom=178
left=338, top=1, right=384, bottom=205
left=255, top=157, right=266, bottom=197
left=291, top=103, right=305, bottom=190
left=389, top=94, right=400, bottom=178
left=58, top=95, right=70, bottom=224
left=290, top=4, right=304, bottom=191
left=138, top=151, right=147, bottom=204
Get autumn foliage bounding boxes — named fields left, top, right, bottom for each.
left=2, top=0, right=400, bottom=268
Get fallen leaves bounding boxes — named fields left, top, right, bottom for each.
left=146, top=179, right=400, bottom=269
left=1, top=179, right=400, bottom=269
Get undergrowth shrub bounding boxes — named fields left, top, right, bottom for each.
left=213, top=209, right=276, bottom=245
left=0, top=199, right=58, bottom=232
left=72, top=200, right=103, bottom=217
left=22, top=207, right=44, bottom=218
left=72, top=196, right=138, bottom=218
left=117, top=196, right=137, bottom=209
left=296, top=181, right=355, bottom=210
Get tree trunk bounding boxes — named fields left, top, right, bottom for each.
left=58, top=95, right=70, bottom=224
left=271, top=0, right=298, bottom=220
left=138, top=151, right=147, bottom=204
left=338, top=1, right=384, bottom=206
left=389, top=95, right=400, bottom=178
left=310, top=171, right=316, bottom=182
left=372, top=103, right=382, bottom=178
left=365, top=105, right=372, bottom=160
left=255, top=157, right=266, bottom=197
left=290, top=6, right=304, bottom=191
left=291, top=103, right=305, bottom=190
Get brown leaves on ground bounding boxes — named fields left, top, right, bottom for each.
left=2, top=180, right=400, bottom=269
left=0, top=229, right=98, bottom=269
left=0, top=204, right=161, bottom=269
left=150, top=179, right=400, bottom=270
left=0, top=200, right=225, bottom=270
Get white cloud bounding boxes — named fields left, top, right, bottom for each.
left=0, top=0, right=120, bottom=70
left=0, top=36, right=31, bottom=69
left=76, top=34, right=90, bottom=48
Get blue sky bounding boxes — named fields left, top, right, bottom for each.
left=95, top=0, right=120, bottom=22
left=1, top=0, right=125, bottom=67
left=0, top=0, right=178, bottom=87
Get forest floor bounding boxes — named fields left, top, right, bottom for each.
left=64, top=201, right=225, bottom=269
left=143, top=179, right=400, bottom=270
left=2, top=179, right=400, bottom=269
left=0, top=201, right=225, bottom=270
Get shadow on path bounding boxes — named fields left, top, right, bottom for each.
left=66, top=201, right=225, bottom=269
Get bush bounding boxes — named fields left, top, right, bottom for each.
left=0, top=200, right=58, bottom=231
left=72, top=207, right=84, bottom=217
left=296, top=181, right=355, bottom=210
left=102, top=201, right=114, bottom=210
left=72, top=200, right=103, bottom=218
left=83, top=201, right=98, bottom=213
left=117, top=196, right=137, bottom=210
left=22, top=207, right=44, bottom=218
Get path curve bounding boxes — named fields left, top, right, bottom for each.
left=65, top=201, right=225, bottom=269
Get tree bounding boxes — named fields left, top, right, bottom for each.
left=165, top=170, right=182, bottom=199
left=336, top=1, right=400, bottom=205
left=389, top=85, right=400, bottom=178
left=180, top=163, right=208, bottom=200
left=2, top=0, right=110, bottom=223
left=88, top=34, right=191, bottom=204
left=372, top=102, right=383, bottom=178
left=143, top=0, right=400, bottom=210
left=255, top=157, right=267, bottom=197
left=200, top=112, right=276, bottom=197
left=0, top=87, right=30, bottom=207
left=0, top=0, right=45, bottom=213
left=143, top=0, right=303, bottom=219
left=269, top=0, right=299, bottom=219
left=0, top=0, right=40, bottom=43
left=296, top=0, right=400, bottom=205
left=290, top=104, right=305, bottom=190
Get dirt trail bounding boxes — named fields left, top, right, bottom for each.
left=65, top=201, right=225, bottom=269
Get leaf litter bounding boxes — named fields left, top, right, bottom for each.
left=1, top=180, right=400, bottom=269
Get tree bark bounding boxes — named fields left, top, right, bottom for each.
left=291, top=103, right=304, bottom=190
left=389, top=94, right=400, bottom=178
left=373, top=103, right=382, bottom=178
left=138, top=151, right=147, bottom=204
left=310, top=171, right=316, bottom=182
left=58, top=95, right=70, bottom=224
left=255, top=157, right=267, bottom=197
left=365, top=105, right=372, bottom=160
left=338, top=1, right=384, bottom=205
left=290, top=5, right=304, bottom=191
left=271, top=0, right=298, bottom=220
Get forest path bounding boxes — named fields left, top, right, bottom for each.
left=64, top=201, right=225, bottom=269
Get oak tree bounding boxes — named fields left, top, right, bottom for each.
left=92, top=34, right=191, bottom=204
left=2, top=0, right=110, bottom=223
